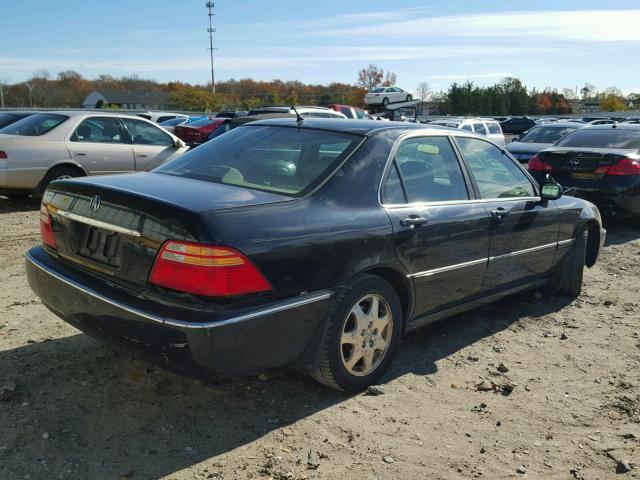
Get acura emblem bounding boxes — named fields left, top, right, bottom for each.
left=89, top=195, right=101, bottom=213
left=570, top=159, right=580, bottom=165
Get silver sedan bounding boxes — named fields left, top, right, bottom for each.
left=0, top=111, right=188, bottom=197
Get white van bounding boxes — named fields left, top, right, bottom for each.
left=429, top=118, right=506, bottom=145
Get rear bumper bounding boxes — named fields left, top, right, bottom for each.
left=531, top=172, right=640, bottom=215
left=26, top=246, right=333, bottom=378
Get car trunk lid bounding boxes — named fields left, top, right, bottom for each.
left=43, top=172, right=292, bottom=290
left=539, top=147, right=636, bottom=178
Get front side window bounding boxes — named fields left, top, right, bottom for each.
left=340, top=107, right=354, bottom=118
left=457, top=137, right=534, bottom=199
left=155, top=125, right=362, bottom=197
left=461, top=124, right=473, bottom=132
left=392, top=136, right=468, bottom=203
left=71, top=117, right=126, bottom=144
left=1, top=113, right=68, bottom=136
left=121, top=118, right=173, bottom=146
left=354, top=109, right=367, bottom=120
left=486, top=122, right=502, bottom=134
left=156, top=116, right=176, bottom=124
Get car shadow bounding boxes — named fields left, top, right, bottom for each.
left=601, top=215, right=640, bottom=246
left=0, top=195, right=39, bottom=214
left=0, top=290, right=573, bottom=479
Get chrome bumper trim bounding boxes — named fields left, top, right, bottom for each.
left=27, top=250, right=332, bottom=330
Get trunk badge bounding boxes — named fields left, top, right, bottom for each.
left=570, top=159, right=580, bottom=165
left=89, top=195, right=101, bottom=213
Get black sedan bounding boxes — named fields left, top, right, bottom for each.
left=26, top=119, right=605, bottom=391
left=506, top=122, right=584, bottom=163
left=528, top=124, right=640, bottom=215
left=499, top=116, right=536, bottom=134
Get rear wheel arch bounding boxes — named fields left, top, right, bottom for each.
left=37, top=163, right=87, bottom=196
left=362, top=266, right=413, bottom=327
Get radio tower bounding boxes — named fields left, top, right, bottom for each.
left=206, top=2, right=216, bottom=98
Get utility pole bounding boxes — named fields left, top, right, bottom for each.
left=206, top=2, right=216, bottom=99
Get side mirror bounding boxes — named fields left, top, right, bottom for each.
left=174, top=138, right=186, bottom=148
left=511, top=136, right=519, bottom=142
left=540, top=181, right=562, bottom=201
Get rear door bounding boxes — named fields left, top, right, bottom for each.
left=67, top=117, right=135, bottom=175
left=455, top=136, right=559, bottom=291
left=120, top=117, right=182, bottom=170
left=381, top=134, right=491, bottom=316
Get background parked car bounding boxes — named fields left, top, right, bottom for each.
left=0, top=111, right=187, bottom=197
left=247, top=106, right=347, bottom=119
left=364, top=87, right=412, bottom=106
left=173, top=117, right=230, bottom=145
left=137, top=111, right=189, bottom=124
left=214, top=111, right=248, bottom=118
left=0, top=111, right=35, bottom=129
left=528, top=124, right=640, bottom=215
left=158, top=116, right=208, bottom=133
left=500, top=116, right=536, bottom=134
left=428, top=118, right=505, bottom=144
left=328, top=104, right=374, bottom=119
left=206, top=113, right=296, bottom=142
left=506, top=121, right=584, bottom=163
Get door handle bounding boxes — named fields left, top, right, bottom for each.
left=135, top=154, right=148, bottom=158
left=400, top=216, right=429, bottom=228
left=491, top=208, right=509, bottom=220
left=73, top=152, right=87, bottom=156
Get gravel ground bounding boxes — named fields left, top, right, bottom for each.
left=1, top=196, right=639, bottom=480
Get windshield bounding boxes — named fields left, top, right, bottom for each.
left=160, top=117, right=187, bottom=127
left=0, top=113, right=68, bottom=136
left=519, top=126, right=578, bottom=144
left=155, top=125, right=362, bottom=197
left=555, top=128, right=640, bottom=149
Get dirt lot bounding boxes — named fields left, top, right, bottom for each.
left=1, top=196, right=639, bottom=480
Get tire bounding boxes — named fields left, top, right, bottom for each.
left=382, top=97, right=389, bottom=107
left=406, top=95, right=413, bottom=102
left=548, top=228, right=587, bottom=298
left=40, top=166, right=81, bottom=195
left=311, top=274, right=402, bottom=392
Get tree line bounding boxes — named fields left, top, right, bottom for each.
left=0, top=67, right=637, bottom=114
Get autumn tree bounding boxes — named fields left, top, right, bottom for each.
left=356, top=64, right=397, bottom=91
left=599, top=94, right=626, bottom=112
left=170, top=86, right=213, bottom=111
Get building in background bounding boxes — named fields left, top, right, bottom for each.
left=82, top=90, right=170, bottom=110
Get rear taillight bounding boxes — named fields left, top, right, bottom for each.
left=0, top=151, right=7, bottom=159
left=528, top=154, right=554, bottom=172
left=148, top=241, right=272, bottom=297
left=39, top=203, right=57, bottom=250
left=596, top=158, right=640, bottom=176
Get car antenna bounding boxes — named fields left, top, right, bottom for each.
left=291, top=105, right=304, bottom=126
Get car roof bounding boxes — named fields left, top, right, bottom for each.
left=532, top=121, right=584, bottom=128
left=235, top=117, right=462, bottom=136
left=582, top=123, right=640, bottom=131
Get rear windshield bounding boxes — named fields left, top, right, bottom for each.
left=0, top=113, right=19, bottom=129
left=155, top=125, right=362, bottom=197
left=188, top=118, right=215, bottom=127
left=0, top=113, right=68, bottom=136
left=555, top=128, right=640, bottom=149
left=519, top=126, right=578, bottom=144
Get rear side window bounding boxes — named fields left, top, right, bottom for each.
left=0, top=113, right=19, bottom=129
left=486, top=122, right=502, bottom=134
left=354, top=109, right=368, bottom=120
left=555, top=129, right=640, bottom=149
left=71, top=117, right=126, bottom=144
left=473, top=123, right=488, bottom=135
left=156, top=116, right=176, bottom=123
left=121, top=118, right=173, bottom=146
left=155, top=126, right=362, bottom=197
left=392, top=136, right=469, bottom=203
left=457, top=137, right=534, bottom=199
left=339, top=107, right=354, bottom=118
left=461, top=124, right=473, bottom=132
left=1, top=113, right=68, bottom=136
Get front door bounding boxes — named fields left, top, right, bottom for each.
left=381, top=135, right=492, bottom=316
left=120, top=117, right=182, bottom=171
left=454, top=136, right=559, bottom=291
left=67, top=117, right=135, bottom=175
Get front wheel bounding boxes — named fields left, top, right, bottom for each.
left=312, top=274, right=402, bottom=392
left=382, top=97, right=389, bottom=107
left=547, top=228, right=587, bottom=298
left=406, top=94, right=413, bottom=102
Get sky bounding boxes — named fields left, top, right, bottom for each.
left=2, top=0, right=640, bottom=95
